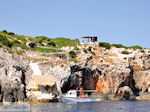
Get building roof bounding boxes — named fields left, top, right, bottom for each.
left=34, top=75, right=56, bottom=86
left=80, top=36, right=97, bottom=38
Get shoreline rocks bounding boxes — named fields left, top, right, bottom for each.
left=0, top=46, right=150, bottom=103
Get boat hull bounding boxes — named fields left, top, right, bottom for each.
left=59, top=97, right=101, bottom=103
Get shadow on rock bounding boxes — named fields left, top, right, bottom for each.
left=115, top=65, right=140, bottom=100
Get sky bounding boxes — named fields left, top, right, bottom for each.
left=0, top=0, right=150, bottom=48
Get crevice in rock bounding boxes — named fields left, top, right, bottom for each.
left=61, top=74, right=80, bottom=93
left=61, top=65, right=100, bottom=93
left=115, top=65, right=140, bottom=98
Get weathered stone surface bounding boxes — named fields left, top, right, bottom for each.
left=0, top=46, right=150, bottom=102
left=73, top=47, right=150, bottom=99
left=115, top=86, right=134, bottom=100
left=0, top=48, right=29, bottom=103
left=96, top=76, right=109, bottom=94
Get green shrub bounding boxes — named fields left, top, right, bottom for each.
left=47, top=42, right=56, bottom=47
left=141, top=50, right=145, bottom=53
left=12, top=40, right=20, bottom=44
left=88, top=47, right=92, bottom=51
left=51, top=38, right=80, bottom=47
left=128, top=46, right=143, bottom=50
left=34, top=36, right=51, bottom=45
left=99, top=42, right=111, bottom=49
left=111, top=44, right=126, bottom=48
left=0, top=36, right=8, bottom=42
left=99, top=42, right=144, bottom=50
left=0, top=35, right=13, bottom=47
left=83, top=49, right=88, bottom=53
left=12, top=40, right=28, bottom=49
left=35, top=36, right=50, bottom=40
left=1, top=30, right=15, bottom=35
left=2, top=30, right=8, bottom=34
left=121, top=50, right=130, bottom=54
left=74, top=46, right=80, bottom=50
left=69, top=51, right=77, bottom=58
left=28, top=43, right=36, bottom=48
left=7, top=32, right=15, bottom=35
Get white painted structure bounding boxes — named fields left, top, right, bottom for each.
left=29, top=63, right=55, bottom=100
left=30, top=63, right=42, bottom=76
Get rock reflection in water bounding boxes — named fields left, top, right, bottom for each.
left=0, top=101, right=150, bottom=112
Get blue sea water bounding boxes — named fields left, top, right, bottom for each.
left=0, top=100, right=150, bottom=112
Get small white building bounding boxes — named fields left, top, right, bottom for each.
left=27, top=63, right=58, bottom=101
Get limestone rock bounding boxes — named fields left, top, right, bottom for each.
left=0, top=48, right=29, bottom=103
left=115, top=86, right=134, bottom=100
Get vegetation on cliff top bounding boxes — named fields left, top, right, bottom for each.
left=99, top=42, right=144, bottom=50
left=0, top=30, right=79, bottom=53
left=0, top=30, right=145, bottom=54
left=33, top=36, right=79, bottom=47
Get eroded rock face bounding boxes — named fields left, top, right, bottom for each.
left=39, top=64, right=71, bottom=93
left=0, top=46, right=150, bottom=102
left=96, top=76, right=109, bottom=94
left=115, top=86, right=134, bottom=100
left=58, top=65, right=96, bottom=93
left=0, top=49, right=29, bottom=102
left=55, top=47, right=150, bottom=100
left=115, top=66, right=140, bottom=99
left=75, top=47, right=150, bottom=99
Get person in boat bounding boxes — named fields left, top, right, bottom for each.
left=81, top=93, right=88, bottom=98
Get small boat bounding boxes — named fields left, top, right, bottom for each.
left=59, top=89, right=101, bottom=103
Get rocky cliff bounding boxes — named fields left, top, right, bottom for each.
left=38, top=46, right=150, bottom=100
left=0, top=48, right=31, bottom=103
left=76, top=47, right=150, bottom=99
left=0, top=45, right=150, bottom=103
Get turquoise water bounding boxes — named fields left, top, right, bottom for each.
left=0, top=101, right=150, bottom=112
